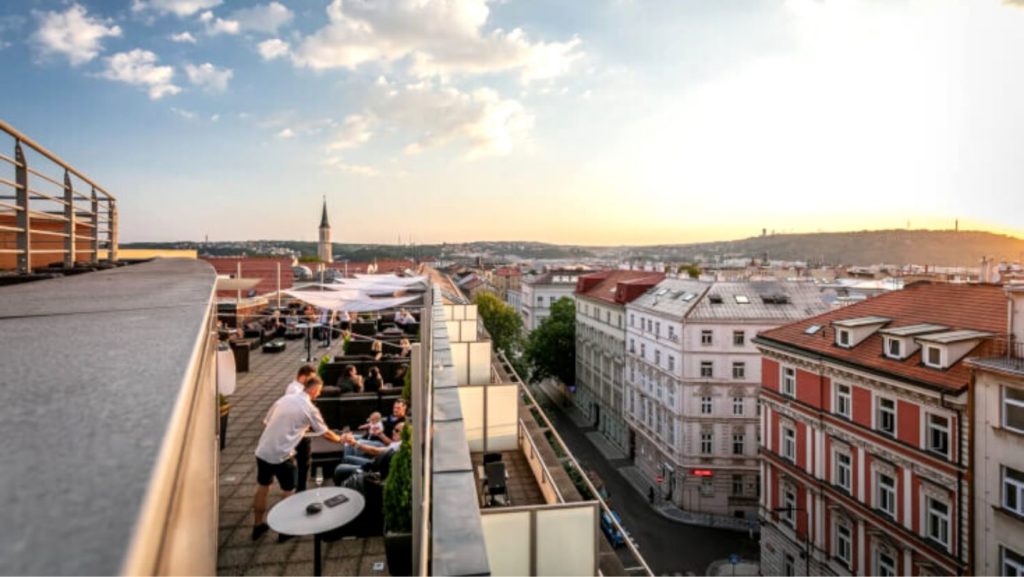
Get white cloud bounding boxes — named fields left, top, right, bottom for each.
left=276, top=128, right=295, bottom=139
left=231, top=2, right=293, bottom=34
left=170, top=107, right=196, bottom=120
left=291, top=0, right=582, bottom=82
left=199, top=11, right=240, bottom=35
left=169, top=31, right=197, bottom=43
left=365, top=81, right=533, bottom=159
left=323, top=158, right=379, bottom=177
left=258, top=38, right=290, bottom=60
left=210, top=113, right=220, bottom=122
left=184, top=62, right=233, bottom=92
left=102, top=49, right=181, bottom=100
left=327, top=114, right=374, bottom=150
left=133, top=0, right=222, bottom=18
left=32, top=4, right=121, bottom=66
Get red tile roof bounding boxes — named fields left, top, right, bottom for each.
left=203, top=257, right=294, bottom=297
left=757, top=282, right=1009, bottom=392
left=495, top=266, right=522, bottom=277
left=575, top=270, right=665, bottom=305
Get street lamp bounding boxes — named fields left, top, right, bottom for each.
left=772, top=506, right=811, bottom=576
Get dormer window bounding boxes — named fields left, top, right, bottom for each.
left=837, top=329, right=851, bottom=347
left=886, top=338, right=902, bottom=359
left=925, top=345, right=943, bottom=368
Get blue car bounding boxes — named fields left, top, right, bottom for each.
left=601, top=511, right=626, bottom=548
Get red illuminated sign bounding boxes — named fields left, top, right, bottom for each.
left=691, top=469, right=714, bottom=477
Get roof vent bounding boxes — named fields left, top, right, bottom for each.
left=709, top=294, right=723, bottom=304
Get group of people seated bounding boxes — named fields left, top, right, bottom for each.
left=250, top=363, right=409, bottom=543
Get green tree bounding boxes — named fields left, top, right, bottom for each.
left=524, top=296, right=576, bottom=385
left=473, top=292, right=524, bottom=357
left=678, top=263, right=701, bottom=278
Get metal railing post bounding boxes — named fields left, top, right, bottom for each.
left=63, top=170, right=75, bottom=268
left=107, top=199, right=118, bottom=262
left=14, top=141, right=30, bottom=273
left=90, top=188, right=100, bottom=265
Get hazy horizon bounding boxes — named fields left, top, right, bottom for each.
left=3, top=0, right=1024, bottom=244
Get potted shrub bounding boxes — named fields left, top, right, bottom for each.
left=383, top=425, right=413, bottom=576
left=317, top=354, right=331, bottom=381
left=218, top=393, right=231, bottom=451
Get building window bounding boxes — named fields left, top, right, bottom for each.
left=668, top=356, right=675, bottom=371
left=783, top=554, right=795, bottom=577
left=782, top=486, right=797, bottom=528
left=835, top=522, right=852, bottom=567
left=782, top=426, right=796, bottom=462
left=647, top=319, right=653, bottom=332
left=838, top=329, right=851, bottom=347
left=1003, top=466, right=1024, bottom=516
left=733, top=330, right=745, bottom=346
left=655, top=321, right=660, bottom=336
left=701, top=477, right=714, bottom=497
left=926, top=414, right=950, bottom=457
left=629, top=314, right=634, bottom=327
left=701, top=396, right=712, bottom=414
left=925, top=345, right=943, bottom=368
left=886, top=338, right=902, bottom=359
left=835, top=383, right=851, bottom=418
left=835, top=452, right=852, bottom=493
left=701, top=330, right=713, bottom=345
left=1003, top=546, right=1024, bottom=577
left=926, top=497, right=950, bottom=548
left=875, top=549, right=896, bottom=577
left=876, top=397, right=896, bottom=436
left=732, top=474, right=744, bottom=496
left=782, top=367, right=796, bottom=397
left=701, top=431, right=713, bottom=455
left=733, top=433, right=745, bottom=455
left=701, top=361, right=714, bottom=378
left=733, top=362, right=746, bottom=380
left=640, top=343, right=645, bottom=359
left=876, top=472, right=896, bottom=518
left=668, top=326, right=676, bottom=340
left=1004, top=386, right=1024, bottom=433
left=629, top=338, right=635, bottom=354
left=655, top=350, right=661, bottom=366
left=733, top=396, right=744, bottom=415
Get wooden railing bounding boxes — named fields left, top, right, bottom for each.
left=0, top=119, right=117, bottom=273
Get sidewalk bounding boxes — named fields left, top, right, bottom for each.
left=533, top=383, right=760, bottom=535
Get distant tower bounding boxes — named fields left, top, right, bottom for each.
left=318, top=197, right=333, bottom=263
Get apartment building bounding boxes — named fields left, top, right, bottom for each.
left=755, top=282, right=1007, bottom=576
left=625, top=280, right=829, bottom=519
left=968, top=284, right=1024, bottom=576
left=574, top=270, right=664, bottom=452
left=520, top=269, right=582, bottom=331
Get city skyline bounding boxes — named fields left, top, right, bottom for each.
left=2, top=0, right=1024, bottom=245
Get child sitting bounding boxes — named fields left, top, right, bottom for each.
left=357, top=411, right=384, bottom=440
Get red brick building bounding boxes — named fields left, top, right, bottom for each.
left=754, top=282, right=1006, bottom=576
left=203, top=256, right=295, bottom=298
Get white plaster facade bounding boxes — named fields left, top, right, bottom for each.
left=575, top=294, right=629, bottom=450
left=519, top=271, right=578, bottom=332
left=625, top=280, right=829, bottom=519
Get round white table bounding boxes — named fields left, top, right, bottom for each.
left=267, top=487, right=366, bottom=576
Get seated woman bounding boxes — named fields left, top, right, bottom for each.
left=398, top=338, right=412, bottom=358
left=334, top=364, right=364, bottom=394
left=364, top=366, right=384, bottom=393
left=370, top=339, right=383, bottom=360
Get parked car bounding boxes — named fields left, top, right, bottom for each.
left=601, top=510, right=626, bottom=548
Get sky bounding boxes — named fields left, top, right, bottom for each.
left=1, top=0, right=1023, bottom=245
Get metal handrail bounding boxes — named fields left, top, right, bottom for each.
left=517, top=417, right=565, bottom=503
left=0, top=118, right=117, bottom=272
left=495, top=350, right=654, bottom=577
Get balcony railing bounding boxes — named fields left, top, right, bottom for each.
left=0, top=119, right=117, bottom=273
left=983, top=337, right=1024, bottom=372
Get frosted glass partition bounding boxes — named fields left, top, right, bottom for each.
left=443, top=304, right=479, bottom=322
left=458, top=387, right=486, bottom=452
left=451, top=341, right=493, bottom=386
left=536, top=506, right=597, bottom=576
left=486, top=385, right=518, bottom=451
left=480, top=503, right=597, bottom=576
left=479, top=511, right=531, bottom=576
left=458, top=384, right=516, bottom=452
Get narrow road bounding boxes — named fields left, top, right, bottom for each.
left=531, top=386, right=760, bottom=575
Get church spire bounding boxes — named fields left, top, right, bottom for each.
left=320, top=195, right=330, bottom=229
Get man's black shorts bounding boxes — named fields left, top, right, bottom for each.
left=256, top=456, right=297, bottom=491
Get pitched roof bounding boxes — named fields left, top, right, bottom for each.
left=688, top=281, right=831, bottom=322
left=756, top=282, right=1008, bottom=392
left=628, top=278, right=710, bottom=317
left=320, top=197, right=330, bottom=228
left=575, top=270, right=665, bottom=306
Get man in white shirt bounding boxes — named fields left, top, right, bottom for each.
left=284, top=364, right=317, bottom=492
left=285, top=364, right=316, bottom=396
left=252, top=375, right=344, bottom=541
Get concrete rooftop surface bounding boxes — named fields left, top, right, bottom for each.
left=0, top=259, right=217, bottom=575
left=216, top=335, right=390, bottom=576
